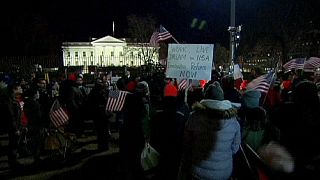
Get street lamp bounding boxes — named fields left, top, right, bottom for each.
left=228, top=0, right=241, bottom=74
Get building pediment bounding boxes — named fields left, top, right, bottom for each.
left=91, top=35, right=125, bottom=44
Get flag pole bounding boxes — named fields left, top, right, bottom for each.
left=184, top=79, right=192, bottom=103
left=172, top=36, right=180, bottom=44
left=262, top=60, right=280, bottom=106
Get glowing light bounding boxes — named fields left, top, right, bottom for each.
left=191, top=18, right=198, bottom=28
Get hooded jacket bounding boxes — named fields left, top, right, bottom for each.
left=180, top=99, right=241, bottom=180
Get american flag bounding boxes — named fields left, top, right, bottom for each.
left=106, top=90, right=129, bottom=112
left=304, top=57, right=320, bottom=71
left=283, top=58, right=306, bottom=72
left=157, top=25, right=172, bottom=43
left=149, top=32, right=159, bottom=47
left=49, top=100, right=69, bottom=128
left=246, top=71, right=275, bottom=93
left=177, top=79, right=187, bottom=91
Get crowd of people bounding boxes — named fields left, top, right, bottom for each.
left=1, top=67, right=320, bottom=180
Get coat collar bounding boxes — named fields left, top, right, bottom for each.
left=200, top=99, right=233, bottom=110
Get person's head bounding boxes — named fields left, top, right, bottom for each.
left=165, top=78, right=173, bottom=84
left=7, top=83, right=22, bottom=98
left=136, top=81, right=150, bottom=96
left=164, top=80, right=178, bottom=97
left=204, top=81, right=224, bottom=101
left=37, top=78, right=47, bottom=89
left=125, top=71, right=130, bottom=78
left=292, top=80, right=319, bottom=107
left=20, top=78, right=27, bottom=86
left=221, top=75, right=235, bottom=90
left=75, top=75, right=83, bottom=86
left=94, top=78, right=104, bottom=91
left=95, top=78, right=103, bottom=86
left=242, top=90, right=261, bottom=108
left=24, top=88, right=39, bottom=100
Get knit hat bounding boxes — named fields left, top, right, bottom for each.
left=164, top=83, right=178, bottom=97
left=242, top=90, right=261, bottom=108
left=136, top=81, right=150, bottom=95
left=204, top=81, right=224, bottom=101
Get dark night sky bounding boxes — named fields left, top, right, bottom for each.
left=1, top=0, right=320, bottom=55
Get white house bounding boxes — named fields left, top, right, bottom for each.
left=62, top=35, right=159, bottom=73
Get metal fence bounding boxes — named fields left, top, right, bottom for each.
left=0, top=55, right=62, bottom=72
left=64, top=55, right=156, bottom=67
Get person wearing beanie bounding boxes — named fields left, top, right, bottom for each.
left=239, top=89, right=267, bottom=151
left=164, top=79, right=178, bottom=97
left=242, top=90, right=261, bottom=108
left=135, top=81, right=150, bottom=96
left=221, top=76, right=242, bottom=103
left=119, top=80, right=151, bottom=179
left=204, top=81, right=224, bottom=101
left=179, top=81, right=241, bottom=180
left=126, top=76, right=140, bottom=92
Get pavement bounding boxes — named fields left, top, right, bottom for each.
left=0, top=120, right=122, bottom=180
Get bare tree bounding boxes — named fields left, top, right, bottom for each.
left=126, top=14, right=159, bottom=68
left=214, top=43, right=229, bottom=67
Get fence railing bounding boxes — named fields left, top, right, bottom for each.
left=0, top=55, right=62, bottom=72
left=64, top=55, right=157, bottom=67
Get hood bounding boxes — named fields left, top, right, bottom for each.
left=192, top=99, right=238, bottom=119
left=200, top=99, right=233, bottom=110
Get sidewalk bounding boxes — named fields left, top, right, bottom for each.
left=0, top=132, right=120, bottom=180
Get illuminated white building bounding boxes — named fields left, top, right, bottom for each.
left=62, top=35, right=159, bottom=73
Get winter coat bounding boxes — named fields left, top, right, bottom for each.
left=180, top=99, right=241, bottom=180
left=239, top=107, right=267, bottom=151
left=0, top=94, right=22, bottom=133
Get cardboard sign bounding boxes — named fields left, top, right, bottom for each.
left=166, top=44, right=214, bottom=80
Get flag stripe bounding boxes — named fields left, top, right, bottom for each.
left=247, top=72, right=275, bottom=93
left=304, top=57, right=320, bottom=70
left=155, top=25, right=173, bottom=43
left=178, top=79, right=187, bottom=90
left=283, top=58, right=306, bottom=72
left=106, top=90, right=129, bottom=112
left=49, top=100, right=69, bottom=128
left=149, top=32, right=159, bottom=47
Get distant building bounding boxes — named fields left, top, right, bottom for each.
left=287, top=29, right=320, bottom=59
left=62, top=35, right=159, bottom=73
left=241, top=53, right=279, bottom=73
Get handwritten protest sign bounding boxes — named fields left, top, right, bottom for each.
left=166, top=44, right=214, bottom=80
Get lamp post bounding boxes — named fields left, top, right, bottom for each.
left=228, top=0, right=241, bottom=74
